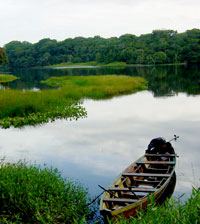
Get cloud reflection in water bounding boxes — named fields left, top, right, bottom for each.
left=0, top=91, right=199, bottom=197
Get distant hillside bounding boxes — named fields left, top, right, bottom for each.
left=4, top=29, right=200, bottom=68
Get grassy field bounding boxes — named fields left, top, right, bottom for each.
left=0, top=74, right=19, bottom=83
left=108, top=188, right=200, bottom=224
left=0, top=160, right=90, bottom=223
left=0, top=75, right=146, bottom=128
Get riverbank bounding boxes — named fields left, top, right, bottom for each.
left=0, top=159, right=199, bottom=223
left=0, top=160, right=90, bottom=223
left=47, top=61, right=186, bottom=68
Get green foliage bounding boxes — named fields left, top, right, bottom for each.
left=0, top=48, right=8, bottom=65
left=109, top=188, right=200, bottom=224
left=4, top=29, right=200, bottom=68
left=0, top=74, right=19, bottom=83
left=0, top=160, right=89, bottom=223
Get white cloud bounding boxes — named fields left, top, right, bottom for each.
left=0, top=0, right=199, bottom=46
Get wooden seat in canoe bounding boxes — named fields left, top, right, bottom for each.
left=122, top=173, right=170, bottom=178
left=145, top=154, right=177, bottom=157
left=103, top=198, right=139, bottom=204
left=136, top=161, right=175, bottom=165
left=108, top=187, right=156, bottom=193
left=133, top=179, right=160, bottom=185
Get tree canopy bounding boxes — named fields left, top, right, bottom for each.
left=4, top=29, right=200, bottom=68
left=0, top=47, right=8, bottom=65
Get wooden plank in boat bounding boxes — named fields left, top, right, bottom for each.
left=103, top=198, right=139, bottom=203
left=122, top=173, right=170, bottom=178
left=145, top=154, right=177, bottom=157
left=145, top=168, right=169, bottom=173
left=108, top=187, right=156, bottom=193
left=136, top=161, right=175, bottom=165
left=134, top=179, right=160, bottom=185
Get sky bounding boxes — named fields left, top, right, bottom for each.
left=0, top=0, right=200, bottom=46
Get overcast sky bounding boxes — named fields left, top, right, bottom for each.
left=0, top=0, right=200, bottom=46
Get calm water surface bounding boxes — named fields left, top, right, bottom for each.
left=0, top=65, right=200, bottom=199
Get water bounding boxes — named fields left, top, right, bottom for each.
left=0, top=65, right=200, bottom=199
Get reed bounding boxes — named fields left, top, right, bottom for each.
left=0, top=74, right=19, bottom=83
left=0, top=160, right=89, bottom=223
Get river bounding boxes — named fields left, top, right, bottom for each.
left=0, top=65, right=199, bottom=199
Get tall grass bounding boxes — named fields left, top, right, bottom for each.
left=42, top=75, right=147, bottom=100
left=108, top=188, right=200, bottom=224
left=0, top=89, right=87, bottom=128
left=0, top=74, right=19, bottom=83
left=0, top=160, right=90, bottom=223
left=0, top=75, right=146, bottom=128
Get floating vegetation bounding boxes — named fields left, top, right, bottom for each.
left=0, top=74, right=19, bottom=83
left=0, top=88, right=87, bottom=129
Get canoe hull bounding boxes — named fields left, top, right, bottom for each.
left=100, top=153, right=177, bottom=222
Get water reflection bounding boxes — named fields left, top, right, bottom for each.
left=1, top=65, right=200, bottom=96
left=0, top=91, right=199, bottom=198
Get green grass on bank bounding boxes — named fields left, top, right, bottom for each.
left=0, top=74, right=19, bottom=83
left=0, top=160, right=199, bottom=224
left=48, top=61, right=186, bottom=68
left=0, top=160, right=90, bottom=223
left=41, top=75, right=147, bottom=99
left=48, top=61, right=128, bottom=67
left=109, top=188, right=200, bottom=224
left=49, top=61, right=98, bottom=67
left=0, top=75, right=146, bottom=128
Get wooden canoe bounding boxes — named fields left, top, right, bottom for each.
left=99, top=152, right=177, bottom=221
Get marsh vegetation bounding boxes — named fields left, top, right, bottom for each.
left=0, top=74, right=18, bottom=83
left=0, top=75, right=146, bottom=128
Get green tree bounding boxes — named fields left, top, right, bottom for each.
left=0, top=48, right=8, bottom=64
left=154, top=51, right=167, bottom=64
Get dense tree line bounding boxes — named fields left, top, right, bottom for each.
left=0, top=47, right=8, bottom=65
left=4, top=29, right=200, bottom=68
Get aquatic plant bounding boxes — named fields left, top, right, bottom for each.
left=0, top=160, right=90, bottom=223
left=0, top=74, right=19, bottom=83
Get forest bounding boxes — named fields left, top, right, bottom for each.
left=2, top=28, right=200, bottom=68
